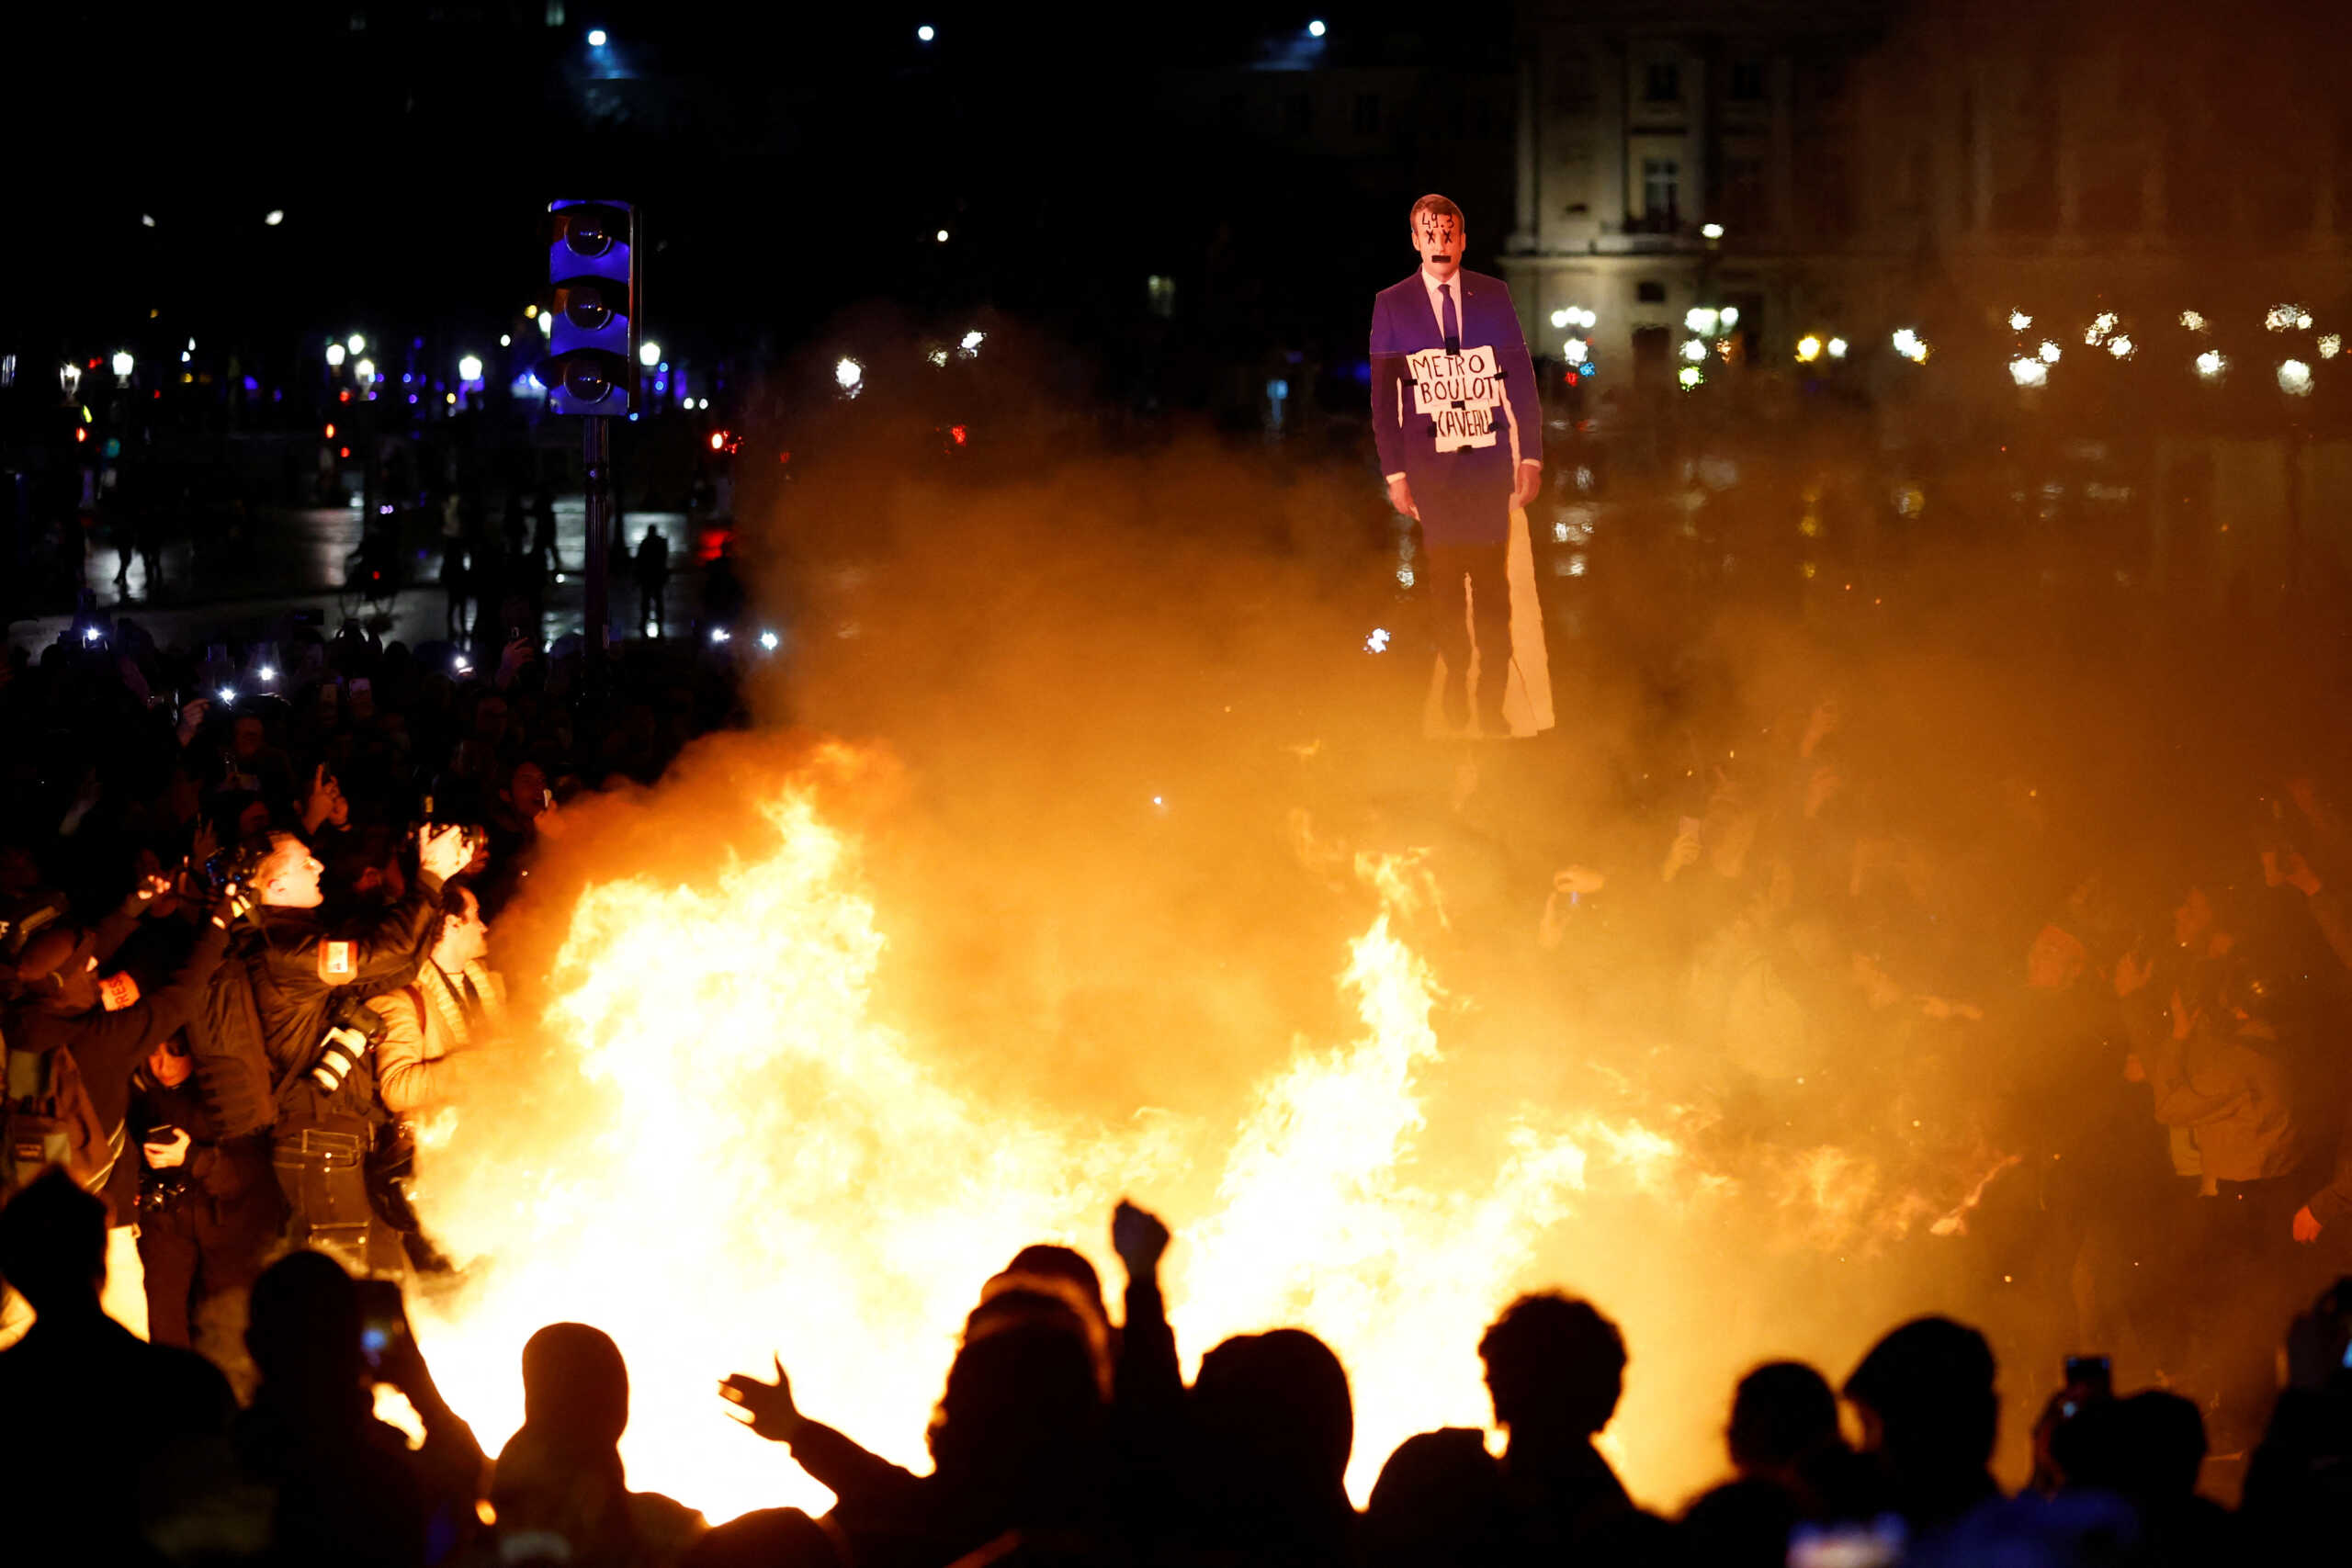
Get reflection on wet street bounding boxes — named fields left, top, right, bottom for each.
left=19, top=495, right=718, bottom=653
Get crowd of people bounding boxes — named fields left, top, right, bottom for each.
left=8, top=1149, right=2352, bottom=1567
left=14, top=509, right=2352, bottom=1566
left=0, top=604, right=746, bottom=1360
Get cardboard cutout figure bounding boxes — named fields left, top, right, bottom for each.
left=1370, top=196, right=1554, bottom=739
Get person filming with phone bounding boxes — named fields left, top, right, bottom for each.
left=239, top=823, right=472, bottom=1276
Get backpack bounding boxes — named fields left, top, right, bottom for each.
left=3, top=1024, right=124, bottom=1201
left=184, top=942, right=278, bottom=1140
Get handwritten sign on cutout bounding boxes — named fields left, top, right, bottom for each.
left=1407, top=344, right=1502, bottom=451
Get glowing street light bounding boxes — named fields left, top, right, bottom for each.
left=1795, top=335, right=1823, bottom=363
left=959, top=330, right=985, bottom=356
left=1891, top=328, right=1929, bottom=364
left=354, top=357, right=377, bottom=389
left=458, top=355, right=483, bottom=383
left=1677, top=365, right=1704, bottom=389
left=2008, top=357, right=2048, bottom=388
left=916, top=23, right=934, bottom=41
left=347, top=334, right=366, bottom=355
left=758, top=630, right=780, bottom=651
left=1684, top=306, right=1719, bottom=335
left=1679, top=338, right=1708, bottom=363
left=2279, top=358, right=2314, bottom=396
left=264, top=209, right=285, bottom=227
left=60, top=361, right=81, bottom=400
left=1550, top=309, right=1570, bottom=329
left=2196, top=350, right=2226, bottom=380
left=835, top=356, right=864, bottom=390
left=1719, top=306, right=1740, bottom=328
left=2107, top=335, right=2135, bottom=359
left=2008, top=310, right=2032, bottom=332
left=2180, top=310, right=2207, bottom=333
left=587, top=27, right=607, bottom=46
left=1308, top=18, right=1327, bottom=38
left=935, top=229, right=950, bottom=243
left=1826, top=337, right=1849, bottom=358
left=1701, top=221, right=1724, bottom=240
left=2322, top=335, right=2343, bottom=360
left=2038, top=340, right=2062, bottom=365
left=111, top=350, right=134, bottom=379
left=1563, top=337, right=1589, bottom=365
left=325, top=343, right=347, bottom=368
left=639, top=341, right=662, bottom=368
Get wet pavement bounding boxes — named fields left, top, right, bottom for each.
left=9, top=495, right=744, bottom=656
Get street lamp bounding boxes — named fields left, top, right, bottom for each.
left=325, top=343, right=347, bottom=368
left=354, top=358, right=377, bottom=389
left=587, top=27, right=606, bottom=46
left=458, top=355, right=484, bottom=383
left=111, top=351, right=134, bottom=382
left=60, top=362, right=82, bottom=400
left=347, top=333, right=366, bottom=355
left=639, top=341, right=662, bottom=368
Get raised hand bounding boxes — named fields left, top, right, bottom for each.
left=718, top=1354, right=803, bottom=1443
left=1114, top=1199, right=1171, bottom=1277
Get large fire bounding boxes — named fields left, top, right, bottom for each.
left=406, top=740, right=1987, bottom=1519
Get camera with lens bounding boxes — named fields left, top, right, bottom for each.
left=311, top=992, right=392, bottom=1093
left=183, top=840, right=267, bottom=901
left=416, top=793, right=482, bottom=859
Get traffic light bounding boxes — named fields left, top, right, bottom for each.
left=540, top=199, right=639, bottom=416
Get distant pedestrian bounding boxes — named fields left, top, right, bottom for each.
left=532, top=490, right=562, bottom=572
left=634, top=526, right=671, bottom=638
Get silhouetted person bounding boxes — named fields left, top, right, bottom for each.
left=2053, top=1391, right=2234, bottom=1565
left=721, top=1270, right=1111, bottom=1567
left=1188, top=1328, right=1357, bottom=1565
left=492, top=1321, right=707, bottom=1567
left=1841, top=1315, right=2002, bottom=1537
left=1478, top=1292, right=1645, bottom=1561
left=2243, top=1275, right=2352, bottom=1559
left=533, top=489, right=562, bottom=572
left=235, top=1250, right=484, bottom=1568
left=1680, top=1361, right=1867, bottom=1568
left=634, top=527, right=671, bottom=637
left=0, top=1168, right=235, bottom=1559
left=1365, top=1427, right=1510, bottom=1568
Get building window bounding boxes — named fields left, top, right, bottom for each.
left=1285, top=94, right=1313, bottom=133
left=1645, top=62, right=1681, bottom=102
left=1637, top=280, right=1668, bottom=303
left=1353, top=93, right=1381, bottom=134
left=1147, top=276, right=1176, bottom=318
left=1643, top=159, right=1680, bottom=219
left=1723, top=154, right=1770, bottom=231
left=1730, top=60, right=1765, bottom=101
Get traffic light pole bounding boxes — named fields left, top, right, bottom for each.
left=583, top=415, right=612, bottom=664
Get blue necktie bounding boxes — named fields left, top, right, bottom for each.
left=1440, top=282, right=1461, bottom=355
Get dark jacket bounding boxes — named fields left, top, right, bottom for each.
left=242, top=873, right=444, bottom=1124
left=6, top=919, right=229, bottom=1223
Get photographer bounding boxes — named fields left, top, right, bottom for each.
left=238, top=823, right=471, bottom=1277
left=130, top=1032, right=282, bottom=1383
left=4, top=874, right=244, bottom=1339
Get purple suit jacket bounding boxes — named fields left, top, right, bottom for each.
left=1369, top=268, right=1542, bottom=544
